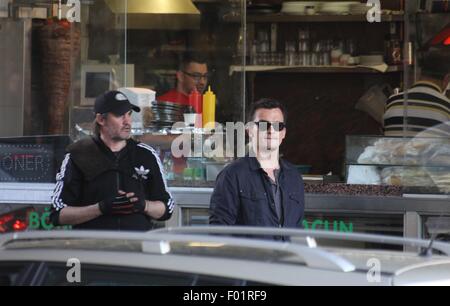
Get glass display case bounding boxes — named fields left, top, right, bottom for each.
left=346, top=135, right=450, bottom=193
left=138, top=127, right=235, bottom=183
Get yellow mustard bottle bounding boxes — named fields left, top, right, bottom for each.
left=202, top=86, right=216, bottom=129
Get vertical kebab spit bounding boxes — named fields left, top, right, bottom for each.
left=38, top=19, right=80, bottom=134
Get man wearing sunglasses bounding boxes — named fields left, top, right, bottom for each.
left=157, top=51, right=209, bottom=106
left=209, top=99, right=305, bottom=238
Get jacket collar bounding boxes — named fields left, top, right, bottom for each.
left=248, top=156, right=261, bottom=171
left=247, top=156, right=295, bottom=172
left=93, top=136, right=134, bottom=161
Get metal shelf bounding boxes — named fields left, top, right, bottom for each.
left=223, top=13, right=405, bottom=23
left=229, top=65, right=403, bottom=75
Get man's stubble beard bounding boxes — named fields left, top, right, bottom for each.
left=108, top=128, right=131, bottom=142
left=112, top=133, right=131, bottom=142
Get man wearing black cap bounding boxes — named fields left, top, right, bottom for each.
left=50, top=90, right=174, bottom=231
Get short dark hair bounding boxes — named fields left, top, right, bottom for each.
left=420, top=49, right=450, bottom=79
left=247, top=98, right=288, bottom=124
left=179, top=51, right=208, bottom=71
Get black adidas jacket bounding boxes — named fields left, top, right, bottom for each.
left=50, top=136, right=174, bottom=231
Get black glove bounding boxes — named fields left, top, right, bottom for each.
left=99, top=194, right=135, bottom=215
left=133, top=197, right=146, bottom=214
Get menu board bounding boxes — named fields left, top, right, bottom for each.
left=0, top=136, right=71, bottom=183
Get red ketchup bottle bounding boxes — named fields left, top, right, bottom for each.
left=189, top=88, right=203, bottom=113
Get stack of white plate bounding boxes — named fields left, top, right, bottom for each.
left=319, top=1, right=359, bottom=14
left=349, top=3, right=370, bottom=15
left=281, top=1, right=322, bottom=15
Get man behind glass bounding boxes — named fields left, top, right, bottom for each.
left=384, top=49, right=450, bottom=137
left=157, top=51, right=209, bottom=106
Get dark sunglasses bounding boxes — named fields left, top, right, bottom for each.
left=253, top=121, right=286, bottom=132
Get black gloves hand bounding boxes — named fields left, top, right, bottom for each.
left=99, top=192, right=147, bottom=216
left=99, top=194, right=134, bottom=215
left=133, top=197, right=146, bottom=214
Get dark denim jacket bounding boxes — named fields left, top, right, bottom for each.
left=209, top=156, right=305, bottom=229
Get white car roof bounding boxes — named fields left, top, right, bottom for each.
left=1, top=227, right=449, bottom=286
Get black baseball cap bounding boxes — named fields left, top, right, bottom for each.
left=94, top=91, right=141, bottom=115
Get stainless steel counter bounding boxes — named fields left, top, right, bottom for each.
left=166, top=187, right=450, bottom=244
left=2, top=183, right=449, bottom=243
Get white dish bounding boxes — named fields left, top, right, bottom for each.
left=321, top=1, right=359, bottom=6
left=282, top=1, right=322, bottom=12
left=282, top=1, right=319, bottom=7
left=350, top=8, right=370, bottom=12
left=359, top=55, right=384, bottom=66
left=319, top=1, right=359, bottom=13
left=349, top=3, right=370, bottom=14
left=319, top=8, right=350, bottom=14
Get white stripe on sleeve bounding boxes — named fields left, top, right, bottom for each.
left=51, top=153, right=71, bottom=211
left=137, top=143, right=175, bottom=211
